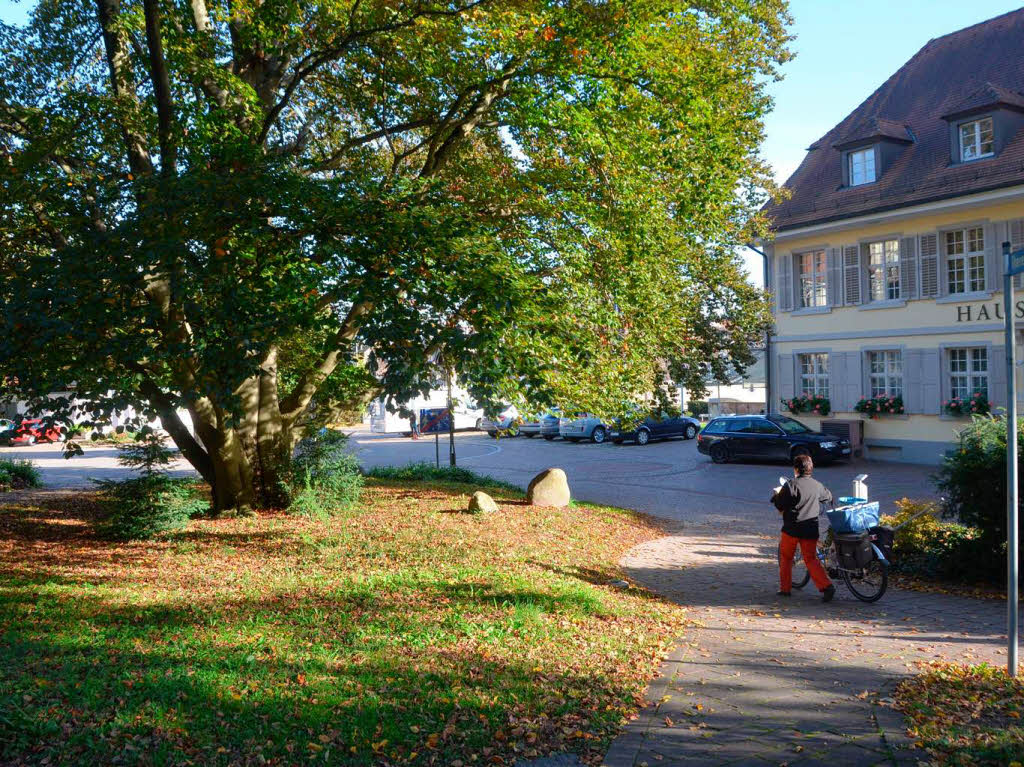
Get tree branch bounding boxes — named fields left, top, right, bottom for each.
left=142, top=0, right=177, bottom=174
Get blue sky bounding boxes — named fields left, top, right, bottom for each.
left=3, top=0, right=1022, bottom=282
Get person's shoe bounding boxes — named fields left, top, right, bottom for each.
left=821, top=584, right=836, bottom=602
left=776, top=590, right=791, bottom=597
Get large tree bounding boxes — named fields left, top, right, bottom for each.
left=0, top=0, right=788, bottom=512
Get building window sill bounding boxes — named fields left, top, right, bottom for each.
left=792, top=306, right=832, bottom=316
left=936, top=291, right=993, bottom=304
left=859, top=412, right=909, bottom=420
left=859, top=299, right=907, bottom=311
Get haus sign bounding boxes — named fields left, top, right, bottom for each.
left=955, top=301, right=1024, bottom=322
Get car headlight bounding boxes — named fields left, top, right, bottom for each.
left=820, top=441, right=837, bottom=448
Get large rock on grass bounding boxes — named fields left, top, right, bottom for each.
left=468, top=491, right=499, bottom=514
left=527, top=468, right=571, bottom=508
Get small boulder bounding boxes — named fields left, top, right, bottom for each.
left=468, top=490, right=499, bottom=514
left=527, top=468, right=571, bottom=508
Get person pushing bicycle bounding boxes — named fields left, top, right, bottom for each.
left=771, top=453, right=836, bottom=602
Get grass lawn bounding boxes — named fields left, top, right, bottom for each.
left=0, top=479, right=687, bottom=766
left=895, top=663, right=1024, bottom=765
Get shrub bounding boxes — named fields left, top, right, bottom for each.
left=96, top=475, right=209, bottom=540
left=290, top=429, right=363, bottom=516
left=0, top=459, right=41, bottom=491
left=116, top=428, right=177, bottom=476
left=781, top=394, right=830, bottom=416
left=881, top=499, right=988, bottom=581
left=934, top=415, right=1023, bottom=581
left=854, top=394, right=904, bottom=417
left=685, top=400, right=709, bottom=417
left=366, top=462, right=519, bottom=491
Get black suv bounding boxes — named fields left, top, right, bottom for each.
left=696, top=414, right=851, bottom=465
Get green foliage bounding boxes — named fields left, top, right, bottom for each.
left=782, top=394, right=830, bottom=416
left=943, top=392, right=991, bottom=417
left=935, top=415, right=1024, bottom=579
left=95, top=476, right=209, bottom=541
left=881, top=499, right=987, bottom=581
left=854, top=394, right=904, bottom=417
left=115, top=429, right=177, bottom=477
left=366, top=462, right=519, bottom=492
left=0, top=0, right=788, bottom=509
left=289, top=430, right=363, bottom=516
left=686, top=400, right=709, bottom=417
left=0, top=459, right=41, bottom=491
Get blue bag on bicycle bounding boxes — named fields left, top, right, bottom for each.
left=826, top=501, right=880, bottom=533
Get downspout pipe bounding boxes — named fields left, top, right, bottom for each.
left=747, top=244, right=773, bottom=415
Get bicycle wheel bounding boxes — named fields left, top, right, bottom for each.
left=778, top=543, right=811, bottom=589
left=842, top=556, right=888, bottom=602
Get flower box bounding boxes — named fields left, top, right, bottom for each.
left=854, top=395, right=904, bottom=418
left=942, top=392, right=990, bottom=417
left=781, top=394, right=830, bottom=416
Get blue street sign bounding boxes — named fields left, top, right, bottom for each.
left=419, top=407, right=451, bottom=435
left=1009, top=247, right=1024, bottom=276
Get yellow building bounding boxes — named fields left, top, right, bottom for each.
left=762, top=9, right=1024, bottom=464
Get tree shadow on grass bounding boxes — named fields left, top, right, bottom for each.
left=0, top=585, right=644, bottom=767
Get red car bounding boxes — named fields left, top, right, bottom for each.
left=3, top=419, right=64, bottom=445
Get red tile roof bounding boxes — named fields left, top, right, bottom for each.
left=765, top=8, right=1024, bottom=233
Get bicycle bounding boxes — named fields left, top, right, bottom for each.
left=780, top=528, right=889, bottom=602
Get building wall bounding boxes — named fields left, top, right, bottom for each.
left=769, top=188, right=1024, bottom=463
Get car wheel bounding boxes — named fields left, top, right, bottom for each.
left=684, top=424, right=697, bottom=440
left=710, top=443, right=729, bottom=464
left=475, top=418, right=483, bottom=431
left=591, top=426, right=607, bottom=444
left=636, top=428, right=650, bottom=446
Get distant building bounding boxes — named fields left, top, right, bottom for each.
left=761, top=9, right=1024, bottom=463
left=682, top=351, right=766, bottom=417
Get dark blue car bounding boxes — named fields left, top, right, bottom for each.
left=610, top=413, right=701, bottom=446
left=696, top=414, right=851, bottom=464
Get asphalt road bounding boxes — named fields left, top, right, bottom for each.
left=0, top=442, right=196, bottom=487
left=352, top=430, right=937, bottom=533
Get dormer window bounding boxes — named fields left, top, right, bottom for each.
left=959, top=117, right=994, bottom=161
left=849, top=148, right=876, bottom=186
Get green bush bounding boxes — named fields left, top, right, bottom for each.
left=685, top=400, right=709, bottom=417
left=95, top=475, right=209, bottom=541
left=934, top=415, right=1024, bottom=581
left=881, top=499, right=988, bottom=581
left=0, top=459, right=41, bottom=491
left=289, top=429, right=363, bottom=516
left=366, top=461, right=519, bottom=491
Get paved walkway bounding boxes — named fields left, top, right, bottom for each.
left=603, top=530, right=1007, bottom=766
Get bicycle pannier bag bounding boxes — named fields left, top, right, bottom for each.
left=835, top=531, right=874, bottom=569
left=869, top=525, right=894, bottom=563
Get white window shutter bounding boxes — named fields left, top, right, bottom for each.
left=778, top=254, right=793, bottom=312
left=985, top=223, right=999, bottom=293
left=843, top=351, right=862, bottom=413
left=778, top=353, right=795, bottom=402
left=827, top=248, right=842, bottom=306
left=843, top=245, right=861, bottom=305
left=899, top=237, right=918, bottom=299
left=991, top=345, right=1006, bottom=408
left=904, top=349, right=923, bottom=413
left=919, top=233, right=939, bottom=297
left=921, top=349, right=941, bottom=414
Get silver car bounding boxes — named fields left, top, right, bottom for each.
left=520, top=410, right=561, bottom=440
left=558, top=413, right=609, bottom=443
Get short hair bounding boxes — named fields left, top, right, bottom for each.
left=793, top=453, right=813, bottom=476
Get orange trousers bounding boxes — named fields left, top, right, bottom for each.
left=779, top=532, right=832, bottom=592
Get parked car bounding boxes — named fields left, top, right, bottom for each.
left=2, top=418, right=65, bottom=446
left=696, top=414, right=851, bottom=465
left=611, top=412, right=701, bottom=445
left=519, top=410, right=561, bottom=440
left=481, top=406, right=521, bottom=438
left=558, top=413, right=609, bottom=443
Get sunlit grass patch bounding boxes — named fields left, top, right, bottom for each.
left=0, top=479, right=685, bottom=765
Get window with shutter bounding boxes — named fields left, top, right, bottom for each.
left=900, top=237, right=918, bottom=299
left=919, top=233, right=939, bottom=297
left=777, top=254, right=793, bottom=312
left=843, top=245, right=861, bottom=305
left=865, top=239, right=900, bottom=301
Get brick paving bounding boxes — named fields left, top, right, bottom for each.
left=603, top=530, right=1008, bottom=766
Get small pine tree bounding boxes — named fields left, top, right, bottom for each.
left=116, top=427, right=176, bottom=477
